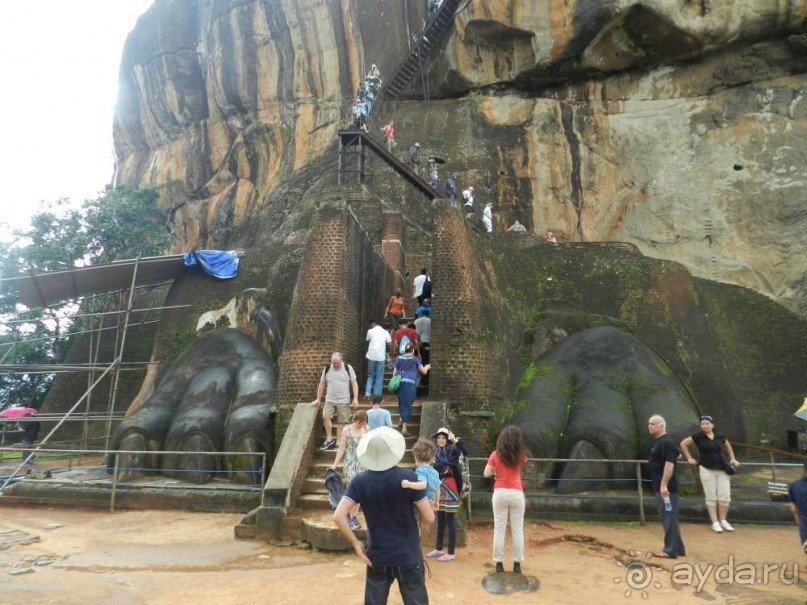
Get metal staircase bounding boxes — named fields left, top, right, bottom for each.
left=337, top=129, right=439, bottom=199
left=382, top=0, right=462, bottom=100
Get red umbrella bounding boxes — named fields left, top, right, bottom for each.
left=0, top=407, right=38, bottom=418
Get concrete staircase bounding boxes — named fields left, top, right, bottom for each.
left=278, top=397, right=423, bottom=550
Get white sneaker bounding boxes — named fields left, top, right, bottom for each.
left=719, top=520, right=734, bottom=532
left=711, top=522, right=723, bottom=533
left=426, top=550, right=443, bottom=558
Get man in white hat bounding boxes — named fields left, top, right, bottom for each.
left=334, top=426, right=434, bottom=604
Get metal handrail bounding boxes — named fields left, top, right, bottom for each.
left=463, top=456, right=800, bottom=524
left=0, top=446, right=267, bottom=511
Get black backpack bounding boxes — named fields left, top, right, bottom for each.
left=422, top=277, right=432, bottom=299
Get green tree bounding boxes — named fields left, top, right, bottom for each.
left=82, top=186, right=170, bottom=263
left=0, top=187, right=169, bottom=410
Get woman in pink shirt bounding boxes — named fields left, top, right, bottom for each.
left=483, top=425, right=528, bottom=574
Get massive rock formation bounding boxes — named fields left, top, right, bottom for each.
left=113, top=0, right=807, bottom=316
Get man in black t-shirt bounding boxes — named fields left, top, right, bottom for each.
left=647, top=414, right=686, bottom=559
left=334, top=427, right=434, bottom=604
left=788, top=463, right=807, bottom=552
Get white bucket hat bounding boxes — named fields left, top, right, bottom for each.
left=357, top=427, right=406, bottom=471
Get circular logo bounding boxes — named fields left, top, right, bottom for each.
left=614, top=551, right=662, bottom=598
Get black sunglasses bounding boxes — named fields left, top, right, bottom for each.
left=700, top=415, right=714, bottom=422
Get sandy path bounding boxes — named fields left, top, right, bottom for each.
left=0, top=506, right=804, bottom=604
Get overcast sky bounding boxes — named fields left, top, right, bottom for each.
left=0, top=0, right=154, bottom=239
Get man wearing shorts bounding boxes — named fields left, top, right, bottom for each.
left=311, top=352, right=359, bottom=450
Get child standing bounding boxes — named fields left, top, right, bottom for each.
left=367, top=395, right=393, bottom=430
left=402, top=439, right=441, bottom=510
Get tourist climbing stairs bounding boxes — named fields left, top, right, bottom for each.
left=382, top=0, right=462, bottom=100
left=295, top=398, right=421, bottom=514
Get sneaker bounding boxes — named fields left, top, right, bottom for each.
left=319, top=438, right=336, bottom=451
left=495, top=562, right=504, bottom=573
left=719, top=520, right=734, bottom=532
left=437, top=554, right=455, bottom=562
left=513, top=562, right=522, bottom=574
left=426, top=550, right=443, bottom=558
left=711, top=522, right=723, bottom=533
left=348, top=516, right=361, bottom=530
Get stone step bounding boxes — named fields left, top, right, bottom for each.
left=307, top=459, right=416, bottom=477
left=297, top=493, right=337, bottom=511
left=311, top=432, right=420, bottom=461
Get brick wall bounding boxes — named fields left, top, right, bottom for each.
left=430, top=200, right=509, bottom=406
left=381, top=210, right=404, bottom=285
left=275, top=191, right=397, bottom=407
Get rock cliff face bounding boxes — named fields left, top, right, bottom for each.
left=113, top=0, right=806, bottom=314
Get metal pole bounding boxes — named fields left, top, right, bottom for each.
left=0, top=357, right=121, bottom=494
left=105, top=255, right=141, bottom=448
left=338, top=137, right=343, bottom=186
left=770, top=452, right=776, bottom=482
left=260, top=452, right=266, bottom=506
left=636, top=461, right=645, bottom=525
left=111, top=452, right=120, bottom=512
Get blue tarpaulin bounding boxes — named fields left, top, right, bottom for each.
left=183, top=250, right=242, bottom=279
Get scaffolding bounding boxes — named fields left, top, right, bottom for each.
left=0, top=255, right=192, bottom=492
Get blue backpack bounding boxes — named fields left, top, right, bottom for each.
left=399, top=335, right=410, bottom=355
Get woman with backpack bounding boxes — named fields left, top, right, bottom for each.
left=391, top=343, right=430, bottom=435
left=484, top=425, right=528, bottom=574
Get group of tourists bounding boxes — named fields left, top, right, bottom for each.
left=332, top=415, right=529, bottom=604
left=647, top=413, right=740, bottom=560
left=317, top=363, right=802, bottom=603
left=350, top=64, right=383, bottom=132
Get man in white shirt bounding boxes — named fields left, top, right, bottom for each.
left=483, top=203, right=493, bottom=233
left=412, top=268, right=430, bottom=305
left=310, top=352, right=359, bottom=450
left=365, top=319, right=392, bottom=400
left=462, top=186, right=474, bottom=210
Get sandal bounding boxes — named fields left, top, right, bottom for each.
left=651, top=552, right=674, bottom=559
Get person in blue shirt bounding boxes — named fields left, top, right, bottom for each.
left=788, top=462, right=807, bottom=552
left=402, top=439, right=441, bottom=510
left=367, top=395, right=393, bottom=430
left=392, top=344, right=430, bottom=435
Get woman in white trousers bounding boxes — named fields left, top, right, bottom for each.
left=484, top=425, right=528, bottom=574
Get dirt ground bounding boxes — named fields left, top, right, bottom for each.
left=0, top=506, right=804, bottom=605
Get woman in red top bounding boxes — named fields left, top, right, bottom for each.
left=384, top=289, right=405, bottom=333
left=484, top=425, right=528, bottom=574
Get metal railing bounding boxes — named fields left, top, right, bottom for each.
left=465, top=457, right=801, bottom=524
left=0, top=446, right=266, bottom=511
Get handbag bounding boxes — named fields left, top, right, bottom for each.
left=387, top=373, right=402, bottom=393
left=720, top=452, right=735, bottom=475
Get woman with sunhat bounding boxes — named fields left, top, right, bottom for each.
left=680, top=414, right=740, bottom=532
